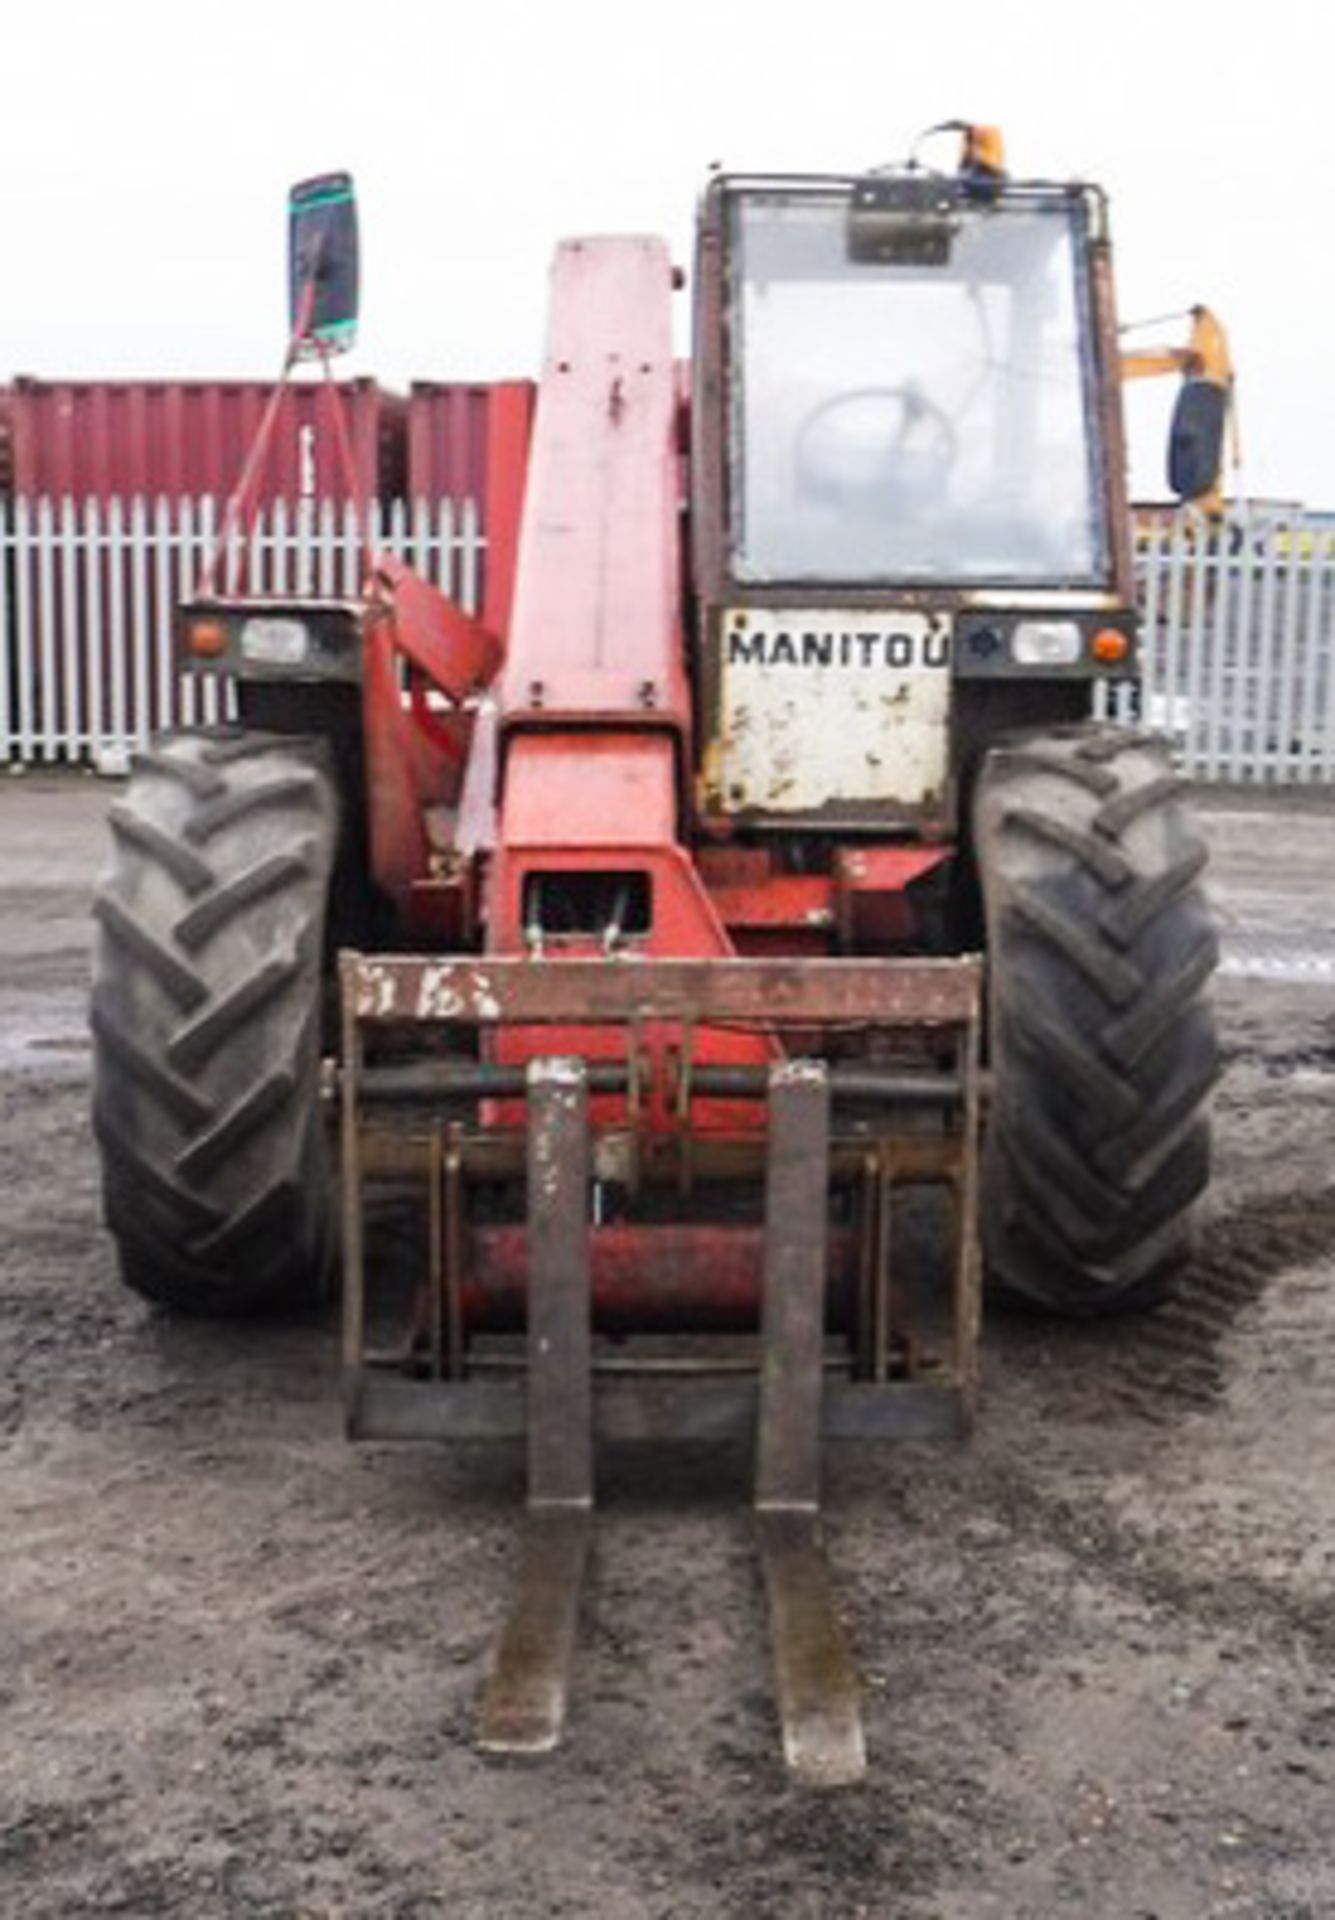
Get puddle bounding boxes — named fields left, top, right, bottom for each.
left=1220, top=937, right=1335, bottom=985
left=0, top=1023, right=93, bottom=1077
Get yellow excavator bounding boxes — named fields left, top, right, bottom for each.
left=1120, top=304, right=1238, bottom=516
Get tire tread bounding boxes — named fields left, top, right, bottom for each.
left=92, top=732, right=337, bottom=1315
left=976, top=725, right=1218, bottom=1316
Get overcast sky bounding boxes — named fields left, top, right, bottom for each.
left=4, top=0, right=1331, bottom=504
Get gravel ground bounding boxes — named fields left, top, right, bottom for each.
left=2, top=771, right=1334, bottom=1919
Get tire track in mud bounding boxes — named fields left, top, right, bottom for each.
left=1103, top=1184, right=1335, bottom=1419
left=969, top=1446, right=1335, bottom=1665
left=976, top=1196, right=1335, bottom=1668
left=989, top=1184, right=1335, bottom=1426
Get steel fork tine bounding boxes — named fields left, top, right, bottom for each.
left=479, top=1058, right=593, bottom=1755
left=756, top=1060, right=866, bottom=1786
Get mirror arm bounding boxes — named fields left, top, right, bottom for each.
left=197, top=376, right=293, bottom=596
left=316, top=345, right=376, bottom=577
left=198, top=175, right=358, bottom=597
left=290, top=271, right=319, bottom=356
left=197, top=273, right=325, bottom=597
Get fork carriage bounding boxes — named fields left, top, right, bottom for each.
left=340, top=953, right=982, bottom=1784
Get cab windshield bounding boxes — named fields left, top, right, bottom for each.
left=728, top=187, right=1108, bottom=587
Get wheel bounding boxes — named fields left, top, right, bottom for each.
left=92, top=732, right=339, bottom=1315
left=973, top=725, right=1219, bottom=1316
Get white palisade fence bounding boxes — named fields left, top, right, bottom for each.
left=0, top=496, right=485, bottom=769
left=1113, top=506, right=1335, bottom=784
left=2, top=496, right=1333, bottom=783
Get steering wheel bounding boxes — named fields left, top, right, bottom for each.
left=793, top=383, right=959, bottom=510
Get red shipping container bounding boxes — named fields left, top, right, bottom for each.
left=406, top=382, right=492, bottom=504
left=0, top=389, right=12, bottom=493
left=0, top=377, right=406, bottom=503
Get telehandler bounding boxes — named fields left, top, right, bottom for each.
left=91, top=129, right=1220, bottom=1783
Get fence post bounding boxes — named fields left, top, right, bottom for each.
left=1316, top=531, right=1335, bottom=785
left=84, top=498, right=104, bottom=762
left=13, top=499, right=33, bottom=762
left=296, top=494, right=315, bottom=598
left=200, top=496, right=221, bottom=728
left=1226, top=505, right=1254, bottom=783
left=1254, top=512, right=1284, bottom=784
left=337, top=500, right=354, bottom=597
left=0, top=500, right=10, bottom=763
left=1183, top=514, right=1208, bottom=777
left=461, top=497, right=481, bottom=616
left=1275, top=514, right=1304, bottom=782
left=107, top=497, right=128, bottom=757
left=1203, top=512, right=1233, bottom=781
left=59, top=496, right=81, bottom=764
left=436, top=497, right=455, bottom=599
left=154, top=497, right=175, bottom=739
left=272, top=497, right=289, bottom=598
left=130, top=497, right=151, bottom=751
left=36, top=496, right=58, bottom=763
left=176, top=498, right=196, bottom=730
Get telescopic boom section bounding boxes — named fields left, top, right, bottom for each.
left=497, top=237, right=692, bottom=744
left=485, top=235, right=753, bottom=1096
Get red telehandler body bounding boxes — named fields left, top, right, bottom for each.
left=91, top=139, right=1220, bottom=1782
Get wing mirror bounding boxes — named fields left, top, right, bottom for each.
left=288, top=172, right=359, bottom=357
left=1168, top=379, right=1227, bottom=504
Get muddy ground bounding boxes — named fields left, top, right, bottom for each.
left=2, top=772, right=1333, bottom=1919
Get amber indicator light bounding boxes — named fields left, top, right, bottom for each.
left=1091, top=627, right=1129, bottom=664
left=187, top=618, right=230, bottom=657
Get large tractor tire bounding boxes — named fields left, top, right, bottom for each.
left=974, top=725, right=1219, bottom=1316
left=92, top=733, right=339, bottom=1315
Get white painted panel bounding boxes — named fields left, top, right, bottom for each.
left=718, top=608, right=950, bottom=813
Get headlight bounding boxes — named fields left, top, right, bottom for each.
left=1011, top=619, right=1082, bottom=667
left=240, top=617, right=310, bottom=666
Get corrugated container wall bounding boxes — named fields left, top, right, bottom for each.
left=406, top=383, right=492, bottom=504
left=0, top=378, right=406, bottom=503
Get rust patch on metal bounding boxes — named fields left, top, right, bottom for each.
left=341, top=951, right=981, bottom=1029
